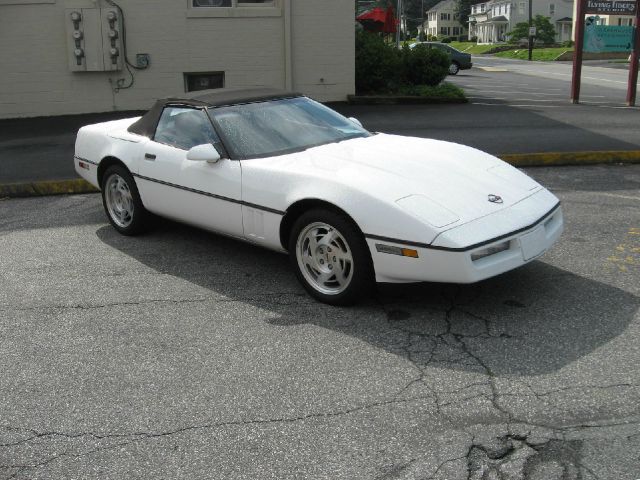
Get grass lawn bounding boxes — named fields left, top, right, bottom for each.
left=449, top=42, right=496, bottom=54
left=494, top=47, right=572, bottom=61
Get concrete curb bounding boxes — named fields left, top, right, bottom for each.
left=499, top=150, right=640, bottom=167
left=0, top=179, right=98, bottom=198
left=1, top=151, right=639, bottom=199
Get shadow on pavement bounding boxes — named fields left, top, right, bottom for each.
left=95, top=220, right=638, bottom=377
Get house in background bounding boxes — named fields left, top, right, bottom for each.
left=0, top=0, right=354, bottom=119
left=423, top=0, right=467, bottom=38
left=468, top=0, right=573, bottom=43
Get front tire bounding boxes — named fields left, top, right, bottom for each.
left=289, top=209, right=373, bottom=305
left=448, top=62, right=460, bottom=75
left=101, top=165, right=149, bottom=236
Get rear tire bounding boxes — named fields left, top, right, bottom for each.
left=449, top=62, right=460, bottom=75
left=289, top=209, right=374, bottom=306
left=101, top=165, right=149, bottom=236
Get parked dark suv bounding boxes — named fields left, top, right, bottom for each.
left=409, top=42, right=472, bottom=75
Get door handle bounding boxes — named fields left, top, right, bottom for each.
left=144, top=153, right=156, bottom=160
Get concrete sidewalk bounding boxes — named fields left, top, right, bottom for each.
left=2, top=101, right=640, bottom=197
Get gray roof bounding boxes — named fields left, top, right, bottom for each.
left=427, top=0, right=453, bottom=13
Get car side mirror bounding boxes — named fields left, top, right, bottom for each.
left=186, top=144, right=221, bottom=164
left=348, top=117, right=363, bottom=128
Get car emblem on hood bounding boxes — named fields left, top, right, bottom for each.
left=488, top=194, right=503, bottom=204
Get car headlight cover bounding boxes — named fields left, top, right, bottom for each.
left=395, top=194, right=460, bottom=228
left=470, top=241, right=510, bottom=261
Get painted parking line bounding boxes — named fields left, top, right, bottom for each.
left=537, top=71, right=628, bottom=84
left=468, top=97, right=563, bottom=102
left=471, top=102, right=562, bottom=108
left=595, top=105, right=640, bottom=110
left=466, top=90, right=566, bottom=96
left=469, top=102, right=639, bottom=110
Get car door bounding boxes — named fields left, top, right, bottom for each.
left=136, top=106, right=243, bottom=238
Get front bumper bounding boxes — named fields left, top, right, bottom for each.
left=368, top=203, right=563, bottom=284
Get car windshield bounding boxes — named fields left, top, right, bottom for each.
left=207, top=97, right=371, bottom=159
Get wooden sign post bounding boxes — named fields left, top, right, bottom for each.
left=571, top=0, right=638, bottom=105
left=570, top=0, right=587, bottom=103
left=626, top=3, right=640, bottom=105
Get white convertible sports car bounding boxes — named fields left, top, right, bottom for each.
left=74, top=88, right=563, bottom=305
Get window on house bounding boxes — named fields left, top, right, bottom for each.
left=194, top=0, right=230, bottom=5
left=184, top=71, right=225, bottom=92
left=549, top=3, right=555, bottom=15
left=192, top=0, right=273, bottom=7
left=481, top=4, right=485, bottom=11
left=518, top=2, right=525, bottom=14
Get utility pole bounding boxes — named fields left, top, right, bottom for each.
left=421, top=0, right=424, bottom=40
left=396, top=0, right=402, bottom=47
left=528, top=0, right=533, bottom=60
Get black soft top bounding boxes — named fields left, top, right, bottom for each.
left=128, top=87, right=302, bottom=138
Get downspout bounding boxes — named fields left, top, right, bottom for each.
left=284, top=0, right=293, bottom=90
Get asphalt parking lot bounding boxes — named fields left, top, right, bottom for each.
left=1, top=164, right=639, bottom=479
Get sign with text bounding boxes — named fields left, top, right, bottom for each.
left=585, top=0, right=636, bottom=15
left=584, top=24, right=635, bottom=52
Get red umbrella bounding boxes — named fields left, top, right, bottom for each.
left=382, top=5, right=397, bottom=34
left=356, top=7, right=387, bottom=32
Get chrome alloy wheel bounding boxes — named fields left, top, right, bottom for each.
left=296, top=222, right=354, bottom=295
left=104, top=174, right=134, bottom=228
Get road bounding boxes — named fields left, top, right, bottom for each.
left=1, top=56, right=639, bottom=185
left=1, top=165, right=639, bottom=479
left=450, top=56, right=636, bottom=107
left=470, top=55, right=635, bottom=93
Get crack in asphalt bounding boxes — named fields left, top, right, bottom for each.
left=0, top=292, right=312, bottom=313
left=0, top=392, right=440, bottom=479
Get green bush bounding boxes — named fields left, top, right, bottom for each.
left=355, top=31, right=450, bottom=94
left=402, top=44, right=449, bottom=86
left=355, top=31, right=402, bottom=94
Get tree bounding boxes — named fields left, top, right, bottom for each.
left=507, top=15, right=556, bottom=45
left=455, top=0, right=476, bottom=29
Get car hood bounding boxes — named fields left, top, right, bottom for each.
left=299, top=133, right=542, bottom=228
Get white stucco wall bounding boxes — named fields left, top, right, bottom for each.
left=0, top=0, right=355, bottom=119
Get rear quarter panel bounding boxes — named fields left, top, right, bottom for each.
left=74, top=117, right=144, bottom=188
